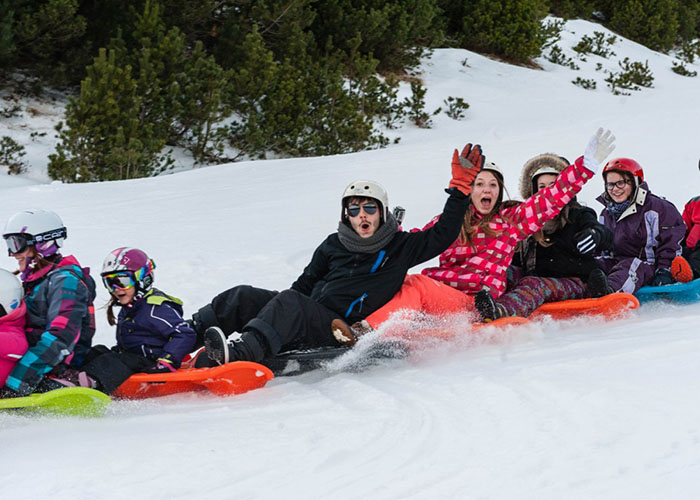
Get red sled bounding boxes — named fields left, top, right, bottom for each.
left=113, top=361, right=274, bottom=399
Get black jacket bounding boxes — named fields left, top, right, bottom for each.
left=513, top=205, right=613, bottom=280
left=291, top=189, right=468, bottom=323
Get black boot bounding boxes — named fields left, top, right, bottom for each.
left=204, top=327, right=268, bottom=365
left=191, top=304, right=220, bottom=349
left=204, top=326, right=231, bottom=365
left=587, top=268, right=613, bottom=298
left=474, top=289, right=505, bottom=322
left=230, top=330, right=268, bottom=362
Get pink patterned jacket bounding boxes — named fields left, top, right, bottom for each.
left=420, top=157, right=593, bottom=297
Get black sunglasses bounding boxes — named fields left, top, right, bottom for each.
left=347, top=203, right=378, bottom=217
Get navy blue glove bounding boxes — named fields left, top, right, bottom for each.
left=145, top=355, right=178, bottom=373
left=652, top=268, right=674, bottom=286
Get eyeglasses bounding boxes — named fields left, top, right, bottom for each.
left=605, top=179, right=633, bottom=191
left=4, top=234, right=32, bottom=255
left=346, top=203, right=378, bottom=217
left=101, top=272, right=136, bottom=291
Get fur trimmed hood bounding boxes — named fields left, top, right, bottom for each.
left=519, top=153, right=570, bottom=199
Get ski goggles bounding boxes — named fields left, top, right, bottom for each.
left=101, top=272, right=136, bottom=291
left=4, top=234, right=32, bottom=255
left=4, top=227, right=67, bottom=255
left=101, top=260, right=155, bottom=291
left=346, top=202, right=378, bottom=217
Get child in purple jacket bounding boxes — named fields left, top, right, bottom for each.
left=596, top=158, right=686, bottom=293
left=57, top=248, right=197, bottom=394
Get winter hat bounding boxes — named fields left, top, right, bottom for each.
left=519, top=154, right=569, bottom=199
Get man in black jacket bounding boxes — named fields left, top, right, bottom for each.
left=194, top=145, right=484, bottom=365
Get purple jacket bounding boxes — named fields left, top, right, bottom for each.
left=115, top=289, right=196, bottom=366
left=597, top=182, right=685, bottom=270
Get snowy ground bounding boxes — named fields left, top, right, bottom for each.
left=1, top=18, right=700, bottom=500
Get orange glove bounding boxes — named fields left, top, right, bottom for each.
left=449, top=143, right=484, bottom=196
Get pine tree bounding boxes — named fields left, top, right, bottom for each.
left=548, top=0, right=595, bottom=19
left=176, top=41, right=233, bottom=163
left=677, top=1, right=700, bottom=42
left=0, top=1, right=14, bottom=67
left=13, top=0, right=87, bottom=83
left=128, top=0, right=184, bottom=145
left=440, top=0, right=549, bottom=63
left=49, top=0, right=235, bottom=180
left=310, top=0, right=443, bottom=71
left=607, top=0, right=680, bottom=51
left=226, top=25, right=389, bottom=158
left=48, top=48, right=169, bottom=182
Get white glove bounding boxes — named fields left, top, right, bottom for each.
left=583, top=128, right=616, bottom=174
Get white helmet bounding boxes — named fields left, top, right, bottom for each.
left=3, top=209, right=67, bottom=257
left=0, top=268, right=23, bottom=317
left=341, top=180, right=389, bottom=222
left=481, top=161, right=504, bottom=181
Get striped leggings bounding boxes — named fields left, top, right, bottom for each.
left=497, top=276, right=585, bottom=318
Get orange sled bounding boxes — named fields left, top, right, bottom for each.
left=529, top=292, right=639, bottom=320
left=113, top=361, right=274, bottom=399
left=472, top=316, right=530, bottom=329
left=381, top=315, right=530, bottom=343
left=381, top=294, right=637, bottom=341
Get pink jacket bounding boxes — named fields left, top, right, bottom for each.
left=0, top=301, right=28, bottom=386
left=421, top=158, right=593, bottom=297
left=681, top=196, right=700, bottom=249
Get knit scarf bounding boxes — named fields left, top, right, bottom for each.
left=607, top=199, right=632, bottom=221
left=337, top=213, right=399, bottom=253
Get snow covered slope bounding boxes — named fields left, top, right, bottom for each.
left=1, top=19, right=700, bottom=500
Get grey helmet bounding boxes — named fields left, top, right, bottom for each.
left=341, top=180, right=389, bottom=222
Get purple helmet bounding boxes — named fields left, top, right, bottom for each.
left=101, top=247, right=155, bottom=293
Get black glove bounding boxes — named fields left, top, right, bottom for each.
left=652, top=268, right=674, bottom=286
left=574, top=227, right=601, bottom=255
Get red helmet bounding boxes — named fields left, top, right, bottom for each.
left=602, top=158, right=644, bottom=183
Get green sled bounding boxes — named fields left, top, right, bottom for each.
left=0, top=387, right=111, bottom=417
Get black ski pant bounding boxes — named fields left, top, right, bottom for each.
left=682, top=245, right=700, bottom=279
left=82, top=345, right=155, bottom=394
left=195, top=285, right=341, bottom=359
